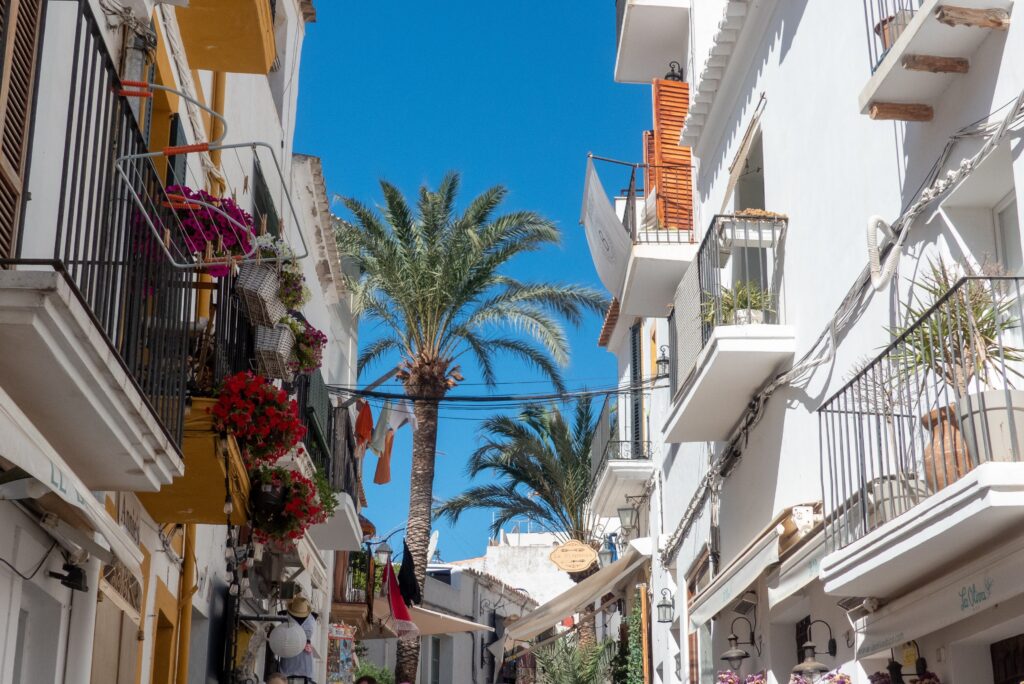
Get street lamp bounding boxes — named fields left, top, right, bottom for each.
left=374, top=540, right=393, bottom=568
left=656, top=345, right=671, bottom=378
left=617, top=505, right=638, bottom=531
left=721, top=633, right=750, bottom=671
left=791, top=620, right=838, bottom=683
left=656, top=589, right=675, bottom=623
left=598, top=547, right=613, bottom=567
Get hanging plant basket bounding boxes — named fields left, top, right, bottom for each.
left=248, top=465, right=326, bottom=544
left=255, top=323, right=296, bottom=381
left=252, top=482, right=286, bottom=517
left=236, top=262, right=288, bottom=327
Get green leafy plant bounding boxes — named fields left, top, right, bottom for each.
left=534, top=635, right=616, bottom=684
left=626, top=592, right=643, bottom=684
left=312, top=465, right=339, bottom=519
left=354, top=660, right=395, bottom=684
left=890, top=258, right=1024, bottom=396
left=703, top=281, right=774, bottom=325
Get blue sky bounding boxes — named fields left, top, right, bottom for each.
left=294, top=2, right=649, bottom=562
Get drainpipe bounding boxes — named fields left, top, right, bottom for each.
left=708, top=485, right=721, bottom=578
left=63, top=555, right=102, bottom=684
left=175, top=524, right=197, bottom=684
left=197, top=71, right=227, bottom=322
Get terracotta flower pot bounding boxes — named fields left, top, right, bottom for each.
left=920, top=405, right=971, bottom=492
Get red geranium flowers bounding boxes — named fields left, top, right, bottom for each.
left=249, top=465, right=327, bottom=544
left=210, top=371, right=306, bottom=465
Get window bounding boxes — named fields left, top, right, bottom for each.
left=253, top=158, right=280, bottom=236
left=996, top=193, right=1021, bottom=276
left=430, top=636, right=442, bottom=684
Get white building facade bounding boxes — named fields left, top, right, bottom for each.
left=589, top=1, right=1024, bottom=683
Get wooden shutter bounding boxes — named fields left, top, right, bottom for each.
left=0, top=0, right=43, bottom=257
left=651, top=79, right=693, bottom=232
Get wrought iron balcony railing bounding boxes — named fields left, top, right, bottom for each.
left=592, top=439, right=654, bottom=487
left=865, top=0, right=923, bottom=71
left=819, top=275, right=1024, bottom=552
left=670, top=213, right=787, bottom=395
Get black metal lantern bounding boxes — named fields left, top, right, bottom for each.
left=886, top=656, right=905, bottom=684
left=656, top=588, right=674, bottom=623
left=720, top=633, right=750, bottom=671
left=373, top=540, right=393, bottom=568
left=664, top=61, right=684, bottom=82
left=792, top=642, right=829, bottom=681
left=656, top=345, right=671, bottom=378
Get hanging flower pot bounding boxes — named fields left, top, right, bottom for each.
left=248, top=465, right=328, bottom=544
left=165, top=184, right=256, bottom=277
left=252, top=481, right=285, bottom=516
left=281, top=315, right=327, bottom=375
left=255, top=323, right=296, bottom=381
left=236, top=262, right=288, bottom=327
left=209, top=371, right=306, bottom=466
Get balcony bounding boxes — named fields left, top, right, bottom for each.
left=591, top=440, right=655, bottom=517
left=331, top=550, right=376, bottom=637
left=175, top=0, right=277, bottom=74
left=615, top=0, right=691, bottom=84
left=296, top=371, right=363, bottom=552
left=860, top=0, right=1013, bottom=121
left=819, top=275, right=1024, bottom=599
left=663, top=213, right=793, bottom=442
left=0, top=2, right=194, bottom=491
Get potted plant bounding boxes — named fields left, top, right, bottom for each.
left=248, top=465, right=327, bottom=544
left=704, top=281, right=775, bottom=326
left=823, top=674, right=853, bottom=684
left=890, top=259, right=1024, bottom=492
left=166, top=184, right=255, bottom=277
left=282, top=315, right=328, bottom=374
left=745, top=674, right=767, bottom=684
left=717, top=672, right=741, bottom=684
left=255, top=321, right=297, bottom=380
left=209, top=371, right=306, bottom=466
left=873, top=9, right=914, bottom=52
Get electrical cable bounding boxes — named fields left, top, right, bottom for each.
left=0, top=540, right=58, bottom=581
left=327, top=377, right=669, bottom=404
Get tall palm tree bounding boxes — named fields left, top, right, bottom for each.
left=435, top=397, right=604, bottom=642
left=335, top=173, right=605, bottom=682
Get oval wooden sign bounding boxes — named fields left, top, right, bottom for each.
left=549, top=540, right=598, bottom=573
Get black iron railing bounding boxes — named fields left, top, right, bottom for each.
left=294, top=369, right=334, bottom=475
left=622, top=167, right=695, bottom=245
left=593, top=440, right=653, bottom=487
left=819, top=275, right=1024, bottom=551
left=864, top=0, right=922, bottom=71
left=670, top=213, right=787, bottom=395
left=51, top=1, right=194, bottom=445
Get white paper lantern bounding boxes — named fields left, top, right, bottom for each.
left=268, top=620, right=306, bottom=658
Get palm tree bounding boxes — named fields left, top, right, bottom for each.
left=534, top=635, right=616, bottom=684
left=435, top=397, right=604, bottom=642
left=335, top=173, right=605, bottom=682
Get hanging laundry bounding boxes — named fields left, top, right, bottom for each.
left=393, top=399, right=418, bottom=432
left=354, top=400, right=374, bottom=447
left=373, top=429, right=394, bottom=485
left=397, top=540, right=422, bottom=606
left=384, top=562, right=418, bottom=640
left=370, top=401, right=392, bottom=455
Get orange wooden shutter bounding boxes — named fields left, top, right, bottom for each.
left=651, top=79, right=693, bottom=232
left=0, top=0, right=43, bottom=257
left=643, top=129, right=655, bottom=198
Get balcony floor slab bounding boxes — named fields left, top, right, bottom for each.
left=0, top=270, right=183, bottom=491
left=620, top=242, right=699, bottom=318
left=592, top=459, right=656, bottom=517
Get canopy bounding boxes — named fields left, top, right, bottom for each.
left=767, top=532, right=826, bottom=610
left=0, top=386, right=143, bottom=582
left=371, top=598, right=494, bottom=637
left=495, top=538, right=652, bottom=653
left=581, top=157, right=631, bottom=299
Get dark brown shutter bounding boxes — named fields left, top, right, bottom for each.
left=0, top=0, right=43, bottom=258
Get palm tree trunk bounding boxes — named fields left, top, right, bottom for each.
left=577, top=605, right=597, bottom=647
left=395, top=398, right=440, bottom=684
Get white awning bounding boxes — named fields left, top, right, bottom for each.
left=497, top=538, right=652, bottom=651
left=581, top=157, right=631, bottom=299
left=767, top=532, right=826, bottom=610
left=0, top=387, right=143, bottom=582
left=371, top=598, right=493, bottom=636
left=689, top=530, right=778, bottom=630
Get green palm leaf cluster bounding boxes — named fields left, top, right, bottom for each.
left=434, top=397, right=601, bottom=547
left=534, top=636, right=617, bottom=684
left=335, top=172, right=606, bottom=394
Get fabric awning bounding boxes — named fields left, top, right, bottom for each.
left=371, top=598, right=493, bottom=637
left=0, top=387, right=143, bottom=582
left=689, top=529, right=779, bottom=630
left=581, top=157, right=631, bottom=299
left=496, top=538, right=652, bottom=652
left=767, top=531, right=826, bottom=610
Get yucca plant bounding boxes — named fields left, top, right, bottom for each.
left=890, top=258, right=1024, bottom=396
left=703, top=281, right=775, bottom=325
left=336, top=172, right=606, bottom=682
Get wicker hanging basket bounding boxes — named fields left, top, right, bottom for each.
left=236, top=263, right=287, bottom=327
left=255, top=323, right=295, bottom=380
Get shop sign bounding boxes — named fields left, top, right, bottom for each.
left=117, top=492, right=142, bottom=546
left=549, top=540, right=598, bottom=573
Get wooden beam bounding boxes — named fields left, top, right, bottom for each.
left=934, top=5, right=1011, bottom=29
left=869, top=102, right=935, bottom=122
left=901, top=54, right=970, bottom=73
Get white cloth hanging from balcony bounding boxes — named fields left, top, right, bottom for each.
left=581, top=157, right=631, bottom=299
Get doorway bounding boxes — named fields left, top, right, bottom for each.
left=991, top=632, right=1024, bottom=684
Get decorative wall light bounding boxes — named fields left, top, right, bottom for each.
left=720, top=615, right=762, bottom=670
left=664, top=61, right=684, bottom=82
left=617, top=505, right=638, bottom=531
left=656, top=589, right=675, bottom=623
left=373, top=540, right=393, bottom=568
left=791, top=620, right=838, bottom=682
left=656, top=345, right=671, bottom=378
